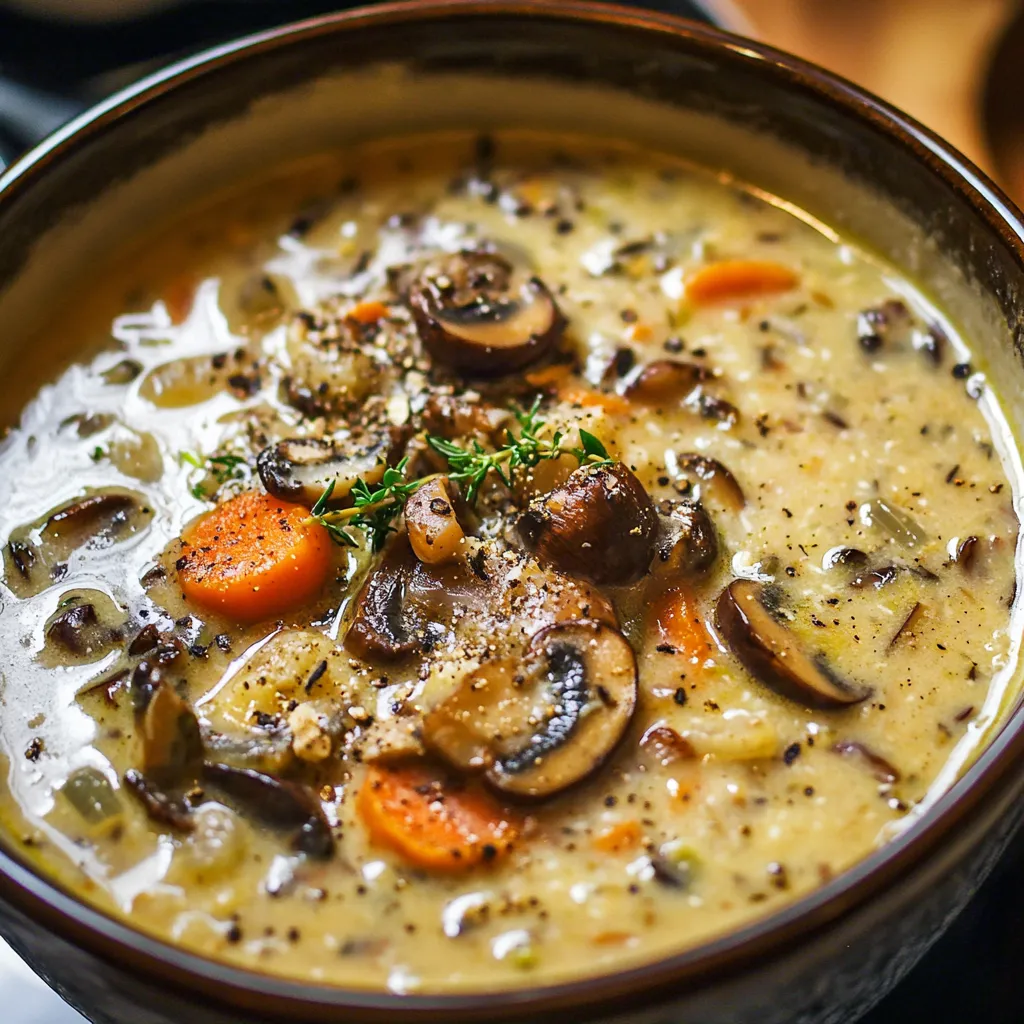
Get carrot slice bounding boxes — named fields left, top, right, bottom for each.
left=346, top=300, right=389, bottom=324
left=177, top=491, right=331, bottom=622
left=557, top=384, right=632, bottom=417
left=593, top=820, right=643, bottom=853
left=686, top=260, right=798, bottom=306
left=524, top=363, right=573, bottom=389
left=652, top=587, right=714, bottom=661
left=358, top=764, right=518, bottom=872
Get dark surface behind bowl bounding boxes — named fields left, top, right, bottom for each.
left=1, top=3, right=1023, bottom=1023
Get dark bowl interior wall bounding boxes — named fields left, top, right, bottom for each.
left=0, top=5, right=1022, bottom=1024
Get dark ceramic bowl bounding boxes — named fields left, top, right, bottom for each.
left=1, top=3, right=1023, bottom=1023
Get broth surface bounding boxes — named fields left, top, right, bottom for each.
left=0, top=132, right=1020, bottom=992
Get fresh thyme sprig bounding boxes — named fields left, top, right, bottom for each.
left=427, top=396, right=612, bottom=502
left=180, top=450, right=250, bottom=500
left=308, top=457, right=435, bottom=552
left=304, top=398, right=613, bottom=550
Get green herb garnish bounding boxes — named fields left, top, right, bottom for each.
left=180, top=450, right=251, bottom=500
left=305, top=399, right=613, bottom=550
left=308, top=457, right=429, bottom=552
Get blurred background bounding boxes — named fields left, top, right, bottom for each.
left=1, top=1, right=1022, bottom=1022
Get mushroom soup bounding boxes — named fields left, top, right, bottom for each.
left=0, top=132, right=1020, bottom=992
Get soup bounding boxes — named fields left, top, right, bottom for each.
left=0, top=133, right=1019, bottom=993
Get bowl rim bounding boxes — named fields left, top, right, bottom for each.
left=2, top=1, right=1024, bottom=1018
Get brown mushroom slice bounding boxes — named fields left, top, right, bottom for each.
left=408, top=251, right=564, bottom=376
left=130, top=661, right=204, bottom=786
left=517, top=462, right=658, bottom=585
left=345, top=540, right=424, bottom=661
left=423, top=619, right=637, bottom=800
left=256, top=435, right=394, bottom=507
left=43, top=490, right=145, bottom=551
left=404, top=477, right=466, bottom=564
left=674, top=453, right=745, bottom=511
left=123, top=769, right=195, bottom=832
left=715, top=579, right=871, bottom=708
left=653, top=501, right=718, bottom=579
left=832, top=740, right=901, bottom=783
left=43, top=590, right=126, bottom=664
left=625, top=360, right=711, bottom=403
left=346, top=538, right=487, bottom=660
left=200, top=762, right=334, bottom=860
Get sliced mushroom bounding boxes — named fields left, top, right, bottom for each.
left=257, top=434, right=397, bottom=507
left=423, top=619, right=637, bottom=800
left=832, top=740, right=901, bottom=783
left=346, top=540, right=425, bottom=660
left=201, top=762, right=334, bottom=860
left=420, top=392, right=512, bottom=443
left=345, top=538, right=484, bottom=660
left=130, top=661, right=203, bottom=785
left=673, top=453, right=745, bottom=511
left=408, top=251, right=564, bottom=376
left=625, top=360, right=711, bottom=403
left=715, top=579, right=871, bottom=708
left=640, top=725, right=696, bottom=766
left=405, top=477, right=466, bottom=564
left=43, top=590, right=127, bottom=664
left=123, top=769, right=195, bottom=832
left=947, top=535, right=980, bottom=573
left=653, top=501, right=718, bottom=579
left=46, top=603, right=99, bottom=655
left=44, top=491, right=142, bottom=549
left=517, top=462, right=658, bottom=586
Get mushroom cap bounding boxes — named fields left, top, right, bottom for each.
left=408, top=250, right=565, bottom=376
left=517, top=462, right=658, bottom=586
left=715, top=579, right=871, bottom=709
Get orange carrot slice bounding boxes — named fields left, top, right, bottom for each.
left=593, top=820, right=643, bottom=853
left=346, top=300, right=389, bottom=324
left=652, top=587, right=714, bottom=660
left=557, top=385, right=632, bottom=417
left=686, top=260, right=798, bottom=306
left=176, top=491, right=330, bottom=622
left=524, top=364, right=574, bottom=389
left=358, top=764, right=518, bottom=872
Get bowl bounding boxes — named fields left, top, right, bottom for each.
left=1, top=3, right=1023, bottom=1022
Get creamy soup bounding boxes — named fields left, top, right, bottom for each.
left=0, top=133, right=1020, bottom=993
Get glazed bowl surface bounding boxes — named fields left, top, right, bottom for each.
left=0, top=3, right=1023, bottom=1023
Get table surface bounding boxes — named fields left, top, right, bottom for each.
left=0, top=2, right=1021, bottom=1021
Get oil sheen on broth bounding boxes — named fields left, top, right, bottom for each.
left=0, top=133, right=1019, bottom=993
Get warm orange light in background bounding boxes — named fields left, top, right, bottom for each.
left=733, top=0, right=1016, bottom=172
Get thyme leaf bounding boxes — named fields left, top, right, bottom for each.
left=304, top=400, right=614, bottom=549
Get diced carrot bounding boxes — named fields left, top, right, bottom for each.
left=652, top=587, right=714, bottom=661
left=557, top=385, right=632, bottom=417
left=625, top=322, right=653, bottom=344
left=593, top=820, right=643, bottom=853
left=685, top=260, right=799, bottom=306
left=346, top=300, right=389, bottom=324
left=358, top=764, right=518, bottom=872
left=525, top=364, right=574, bottom=389
left=176, top=491, right=331, bottom=622
left=164, top=273, right=197, bottom=324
